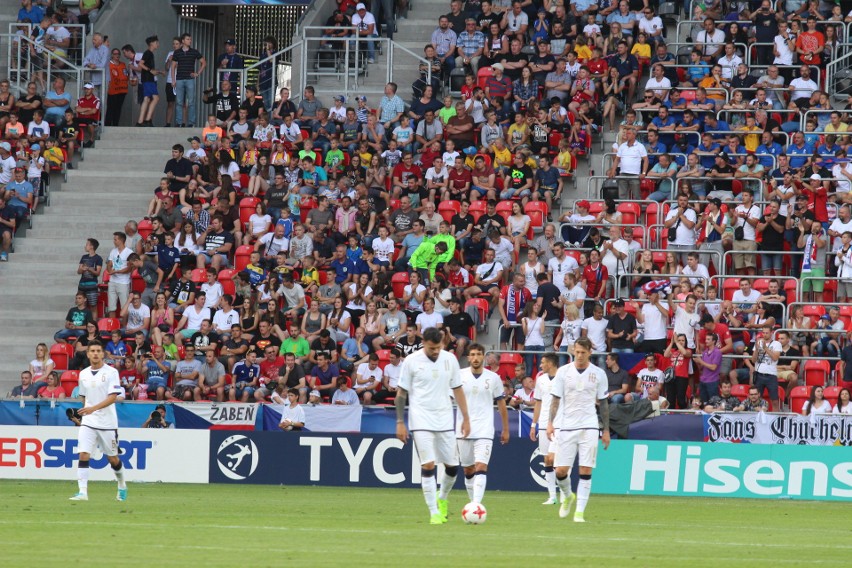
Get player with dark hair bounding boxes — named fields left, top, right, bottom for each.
left=70, top=341, right=128, bottom=501
left=396, top=327, right=470, bottom=524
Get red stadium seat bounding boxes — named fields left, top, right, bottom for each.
left=190, top=268, right=207, bottom=283
left=644, top=202, right=669, bottom=227
left=498, top=353, right=523, bottom=382
left=495, top=201, right=513, bottom=222
left=587, top=200, right=605, bottom=216
left=218, top=269, right=238, bottom=297
left=137, top=219, right=153, bottom=241
left=375, top=349, right=391, bottom=371
left=438, top=200, right=461, bottom=224
left=803, top=359, right=830, bottom=387
left=50, top=343, right=74, bottom=370
left=752, top=278, right=770, bottom=293
left=234, top=245, right=253, bottom=271
left=476, top=66, right=493, bottom=91
left=524, top=200, right=548, bottom=217
left=97, top=318, right=121, bottom=339
left=469, top=200, right=487, bottom=223
left=617, top=202, right=640, bottom=225
left=239, top=197, right=261, bottom=230
left=730, top=384, right=749, bottom=401
left=391, top=272, right=410, bottom=299
left=802, top=305, right=825, bottom=327
left=464, top=298, right=490, bottom=332
left=784, top=279, right=798, bottom=305
left=722, top=278, right=741, bottom=301
left=824, top=386, right=841, bottom=409
left=131, top=269, right=146, bottom=294
left=790, top=386, right=810, bottom=414
left=60, top=371, right=79, bottom=397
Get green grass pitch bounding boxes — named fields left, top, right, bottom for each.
left=0, top=481, right=848, bottom=567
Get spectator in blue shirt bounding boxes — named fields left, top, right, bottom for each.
left=43, top=77, right=73, bottom=127
left=4, top=167, right=34, bottom=222
left=787, top=131, right=814, bottom=170
left=703, top=114, right=730, bottom=140
left=756, top=131, right=784, bottom=170
left=696, top=132, right=722, bottom=170
left=611, top=41, right=639, bottom=102
left=330, top=243, right=358, bottom=285
left=18, top=1, right=44, bottom=25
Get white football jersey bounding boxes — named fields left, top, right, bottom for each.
left=78, top=364, right=123, bottom=430
left=533, top=372, right=561, bottom=428
left=399, top=348, right=462, bottom=431
left=455, top=368, right=503, bottom=439
left=551, top=363, right=607, bottom=431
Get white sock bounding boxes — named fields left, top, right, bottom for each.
left=422, top=474, right=439, bottom=515
left=545, top=468, right=557, bottom=499
left=464, top=475, right=474, bottom=501
left=556, top=475, right=572, bottom=499
left=473, top=472, right=487, bottom=504
left=577, top=478, right=592, bottom=513
left=438, top=470, right=457, bottom=500
left=77, top=466, right=90, bottom=494
left=114, top=464, right=126, bottom=490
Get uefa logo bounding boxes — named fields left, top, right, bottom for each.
left=216, top=435, right=259, bottom=480
left=528, top=448, right=548, bottom=489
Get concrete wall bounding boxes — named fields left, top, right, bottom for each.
left=93, top=0, right=179, bottom=126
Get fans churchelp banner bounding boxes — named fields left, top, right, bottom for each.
left=703, top=413, right=852, bottom=445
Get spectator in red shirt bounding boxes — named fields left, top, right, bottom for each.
left=259, top=345, right=285, bottom=386
left=391, top=152, right=422, bottom=197
left=75, top=82, right=101, bottom=148
left=582, top=249, right=608, bottom=309
left=446, top=155, right=472, bottom=201
left=485, top=63, right=513, bottom=113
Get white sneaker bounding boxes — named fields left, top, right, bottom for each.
left=558, top=492, right=576, bottom=518
left=69, top=493, right=88, bottom=501
left=542, top=496, right=558, bottom=505
left=574, top=511, right=586, bottom=523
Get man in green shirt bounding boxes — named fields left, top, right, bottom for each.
left=409, top=240, right=448, bottom=284
left=429, top=221, right=456, bottom=265
left=280, top=325, right=310, bottom=366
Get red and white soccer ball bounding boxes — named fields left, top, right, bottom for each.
left=461, top=502, right=487, bottom=524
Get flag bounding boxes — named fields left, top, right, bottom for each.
left=263, top=404, right=362, bottom=432
left=172, top=403, right=259, bottom=430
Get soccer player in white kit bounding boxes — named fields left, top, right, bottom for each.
left=396, top=327, right=470, bottom=525
left=456, top=343, right=509, bottom=505
left=530, top=353, right=562, bottom=504
left=547, top=337, right=611, bottom=522
left=70, top=341, right=128, bottom=501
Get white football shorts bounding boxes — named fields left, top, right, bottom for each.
left=458, top=438, right=493, bottom=467
left=554, top=428, right=598, bottom=469
left=77, top=425, right=119, bottom=457
left=413, top=430, right=458, bottom=466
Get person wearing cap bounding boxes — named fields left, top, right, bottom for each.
left=75, top=82, right=101, bottom=147
left=706, top=152, right=736, bottom=200
left=171, top=32, right=207, bottom=128
left=485, top=63, right=512, bottom=113
left=81, top=32, right=109, bottom=88
left=352, top=3, right=378, bottom=64
left=215, top=38, right=244, bottom=86
left=455, top=18, right=486, bottom=74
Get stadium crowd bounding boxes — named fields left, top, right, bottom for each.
left=6, top=0, right=852, bottom=417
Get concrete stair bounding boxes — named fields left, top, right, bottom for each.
left=309, top=2, right=452, bottom=99
left=0, top=126, right=197, bottom=394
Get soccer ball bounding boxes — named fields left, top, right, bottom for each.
left=461, top=502, right=487, bottom=524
